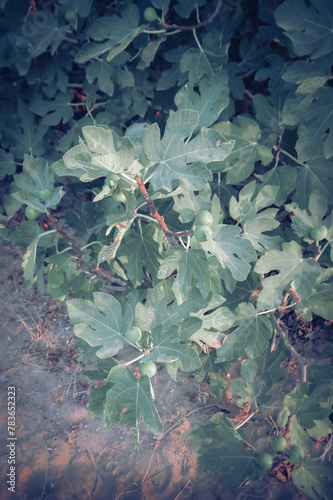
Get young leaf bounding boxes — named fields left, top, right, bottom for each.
left=143, top=110, right=234, bottom=192
left=216, top=302, right=273, bottom=362
left=67, top=292, right=135, bottom=358
left=255, top=241, right=321, bottom=311
left=85, top=59, right=115, bottom=96
left=104, top=364, right=163, bottom=435
left=208, top=372, right=227, bottom=401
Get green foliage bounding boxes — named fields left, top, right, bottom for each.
left=2, top=0, right=333, bottom=495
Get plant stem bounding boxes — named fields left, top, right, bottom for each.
left=124, top=353, right=145, bottom=366
left=235, top=408, right=259, bottom=430
left=269, top=312, right=308, bottom=382
left=161, top=0, right=223, bottom=31
left=192, top=29, right=214, bottom=76
left=280, top=148, right=306, bottom=166
left=47, top=212, right=83, bottom=259
left=314, top=239, right=332, bottom=261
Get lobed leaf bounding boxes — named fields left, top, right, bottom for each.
left=67, top=292, right=134, bottom=358
left=104, top=364, right=163, bottom=435
left=255, top=241, right=321, bottom=311
left=143, top=110, right=233, bottom=192
left=216, top=302, right=273, bottom=362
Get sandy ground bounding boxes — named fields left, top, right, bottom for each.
left=1, top=241, right=330, bottom=499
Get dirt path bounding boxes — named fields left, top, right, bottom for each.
left=0, top=242, right=318, bottom=499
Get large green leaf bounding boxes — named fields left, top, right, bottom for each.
left=232, top=359, right=267, bottom=407
left=216, top=302, right=273, bottom=361
left=67, top=292, right=135, bottom=358
left=255, top=164, right=297, bottom=207
left=254, top=241, right=321, bottom=311
left=20, top=9, right=68, bottom=58
left=211, top=225, right=257, bottom=282
left=65, top=200, right=100, bottom=238
left=232, top=343, right=289, bottom=407
left=174, top=72, right=229, bottom=133
left=118, top=224, right=161, bottom=286
left=143, top=110, right=234, bottom=192
left=214, top=116, right=273, bottom=184
left=229, top=180, right=276, bottom=223
left=190, top=412, right=258, bottom=490
left=87, top=383, right=113, bottom=420
left=86, top=56, right=134, bottom=96
left=30, top=90, right=74, bottom=126
left=157, top=247, right=211, bottom=302
left=5, top=100, right=47, bottom=159
left=134, top=280, right=211, bottom=334
left=252, top=92, right=286, bottom=148
left=292, top=458, right=333, bottom=500
left=180, top=30, right=229, bottom=85
left=229, top=180, right=282, bottom=251
left=283, top=87, right=333, bottom=160
left=84, top=125, right=141, bottom=178
left=274, top=0, right=333, bottom=59
left=57, top=125, right=141, bottom=183
left=104, top=364, right=163, bottom=435
left=283, top=382, right=333, bottom=432
left=0, top=149, right=15, bottom=180
left=143, top=324, right=201, bottom=371
left=75, top=4, right=146, bottom=63
left=295, top=280, right=333, bottom=321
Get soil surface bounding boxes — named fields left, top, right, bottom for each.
left=0, top=241, right=331, bottom=500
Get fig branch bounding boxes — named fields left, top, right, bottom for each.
left=161, top=0, right=223, bottom=31
left=47, top=212, right=83, bottom=259
left=136, top=175, right=192, bottom=246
